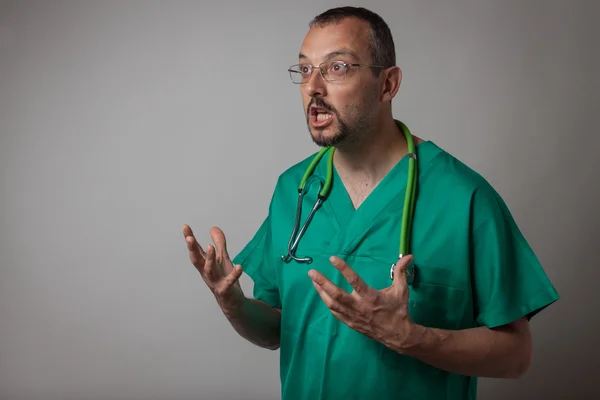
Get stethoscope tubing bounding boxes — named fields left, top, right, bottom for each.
left=282, top=121, right=418, bottom=281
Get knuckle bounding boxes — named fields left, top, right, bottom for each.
left=214, top=285, right=228, bottom=298
left=323, top=297, right=334, bottom=309
left=330, top=302, right=344, bottom=314
left=331, top=289, right=344, bottom=300
left=348, top=274, right=360, bottom=287
left=223, top=276, right=235, bottom=288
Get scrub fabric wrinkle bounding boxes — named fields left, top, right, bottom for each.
left=233, top=122, right=559, bottom=400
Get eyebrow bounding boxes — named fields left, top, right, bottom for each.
left=298, top=49, right=360, bottom=62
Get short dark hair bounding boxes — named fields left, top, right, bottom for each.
left=309, top=6, right=396, bottom=70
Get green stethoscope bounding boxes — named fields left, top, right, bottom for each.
left=281, top=121, right=418, bottom=282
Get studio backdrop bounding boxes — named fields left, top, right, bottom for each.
left=0, top=1, right=598, bottom=399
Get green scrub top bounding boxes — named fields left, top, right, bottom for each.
left=233, top=125, right=559, bottom=400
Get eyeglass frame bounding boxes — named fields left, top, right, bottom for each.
left=287, top=60, right=386, bottom=84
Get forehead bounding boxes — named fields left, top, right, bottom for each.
left=299, top=17, right=371, bottom=62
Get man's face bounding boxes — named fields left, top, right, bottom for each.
left=297, top=18, right=382, bottom=147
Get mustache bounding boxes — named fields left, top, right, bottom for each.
left=307, top=97, right=336, bottom=114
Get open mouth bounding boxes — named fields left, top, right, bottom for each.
left=309, top=105, right=334, bottom=128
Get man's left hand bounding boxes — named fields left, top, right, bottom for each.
left=308, top=255, right=416, bottom=352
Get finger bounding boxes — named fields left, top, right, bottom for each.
left=182, top=224, right=194, bottom=238
left=223, top=264, right=243, bottom=289
left=329, top=309, right=354, bottom=330
left=210, top=226, right=233, bottom=271
left=309, top=270, right=353, bottom=306
left=183, top=225, right=206, bottom=254
left=394, top=254, right=413, bottom=276
left=183, top=224, right=198, bottom=244
left=329, top=256, right=370, bottom=296
left=392, top=254, right=413, bottom=294
left=312, top=280, right=351, bottom=316
left=203, top=245, right=220, bottom=282
left=184, top=228, right=206, bottom=268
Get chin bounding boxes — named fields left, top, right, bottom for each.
left=306, top=115, right=348, bottom=147
left=310, top=128, right=345, bottom=147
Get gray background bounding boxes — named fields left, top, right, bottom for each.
left=0, top=0, right=598, bottom=399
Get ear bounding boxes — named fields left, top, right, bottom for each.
left=380, top=66, right=402, bottom=102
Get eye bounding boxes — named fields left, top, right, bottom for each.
left=328, top=61, right=348, bottom=78
left=299, top=64, right=311, bottom=74
left=330, top=62, right=346, bottom=72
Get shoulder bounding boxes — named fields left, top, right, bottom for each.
left=425, top=142, right=518, bottom=232
left=423, top=141, right=500, bottom=199
left=419, top=141, right=514, bottom=231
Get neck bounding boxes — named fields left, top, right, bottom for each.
left=333, top=118, right=412, bottom=184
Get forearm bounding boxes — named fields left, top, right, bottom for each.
left=387, top=318, right=532, bottom=378
left=225, top=297, right=281, bottom=350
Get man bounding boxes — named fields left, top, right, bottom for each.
left=183, top=6, right=559, bottom=400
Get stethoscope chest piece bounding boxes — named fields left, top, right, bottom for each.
left=390, top=256, right=416, bottom=285
left=281, top=120, right=419, bottom=278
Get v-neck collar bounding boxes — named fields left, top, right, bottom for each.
left=316, top=139, right=440, bottom=254
left=322, top=140, right=436, bottom=223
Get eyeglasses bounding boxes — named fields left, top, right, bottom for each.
left=288, top=60, right=385, bottom=84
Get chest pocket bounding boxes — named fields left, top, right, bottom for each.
left=379, top=264, right=468, bottom=372
left=409, top=279, right=466, bottom=330
left=405, top=264, right=467, bottom=330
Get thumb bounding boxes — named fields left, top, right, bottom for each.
left=225, top=265, right=242, bottom=291
left=392, top=255, right=413, bottom=287
left=224, top=264, right=244, bottom=288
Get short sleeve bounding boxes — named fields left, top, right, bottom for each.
left=232, top=216, right=281, bottom=309
left=470, top=185, right=559, bottom=328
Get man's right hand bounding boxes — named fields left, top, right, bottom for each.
left=183, top=224, right=245, bottom=318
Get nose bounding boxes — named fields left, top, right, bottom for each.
left=304, top=68, right=327, bottom=98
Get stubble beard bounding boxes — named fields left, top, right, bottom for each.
left=306, top=90, right=378, bottom=149
left=307, top=105, right=374, bottom=149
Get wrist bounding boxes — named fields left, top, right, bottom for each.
left=383, top=321, right=428, bottom=356
left=399, top=323, right=450, bottom=360
left=218, top=289, right=247, bottom=320
left=399, top=322, right=428, bottom=355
